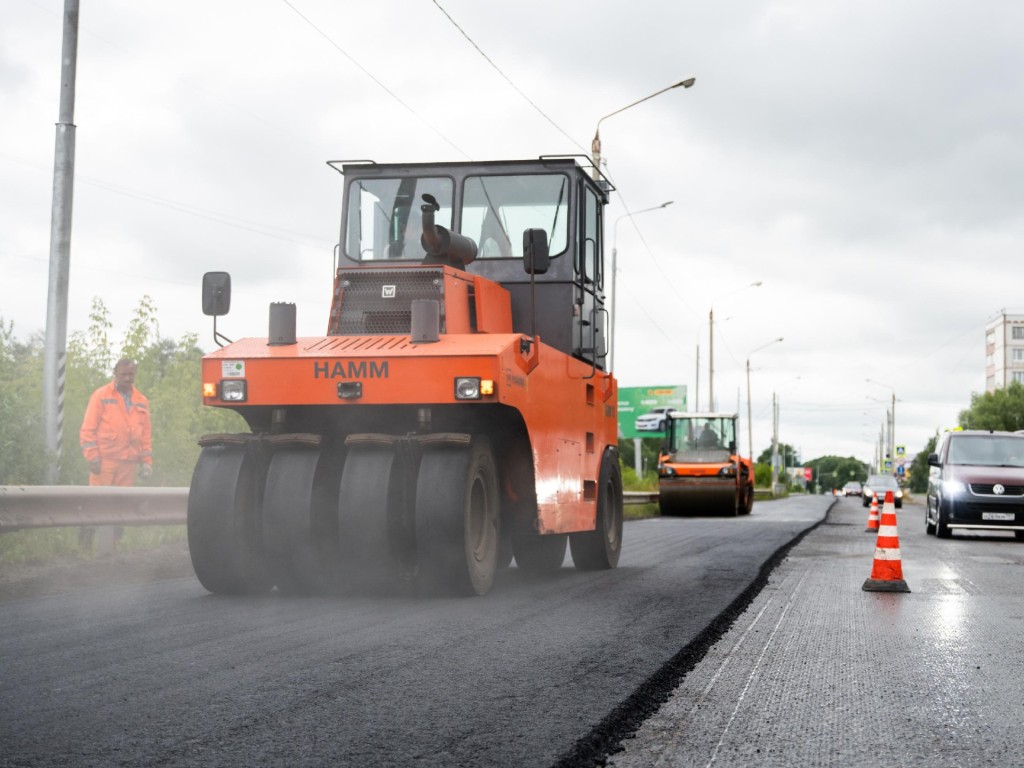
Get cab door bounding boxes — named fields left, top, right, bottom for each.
left=573, top=183, right=606, bottom=367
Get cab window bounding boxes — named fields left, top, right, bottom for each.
left=345, top=176, right=454, bottom=261
left=461, top=174, right=569, bottom=259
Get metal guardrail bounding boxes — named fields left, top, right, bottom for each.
left=0, top=486, right=769, bottom=532
left=623, top=491, right=659, bottom=505
left=0, top=486, right=188, bottom=532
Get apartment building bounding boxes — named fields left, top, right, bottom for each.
left=985, top=312, right=1024, bottom=392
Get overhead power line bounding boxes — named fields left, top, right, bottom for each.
left=430, top=1, right=587, bottom=154
left=279, top=0, right=470, bottom=159
left=0, top=154, right=331, bottom=249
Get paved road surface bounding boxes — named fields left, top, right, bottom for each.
left=610, top=496, right=1024, bottom=768
left=0, top=497, right=828, bottom=767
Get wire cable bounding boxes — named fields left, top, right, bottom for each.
left=430, top=0, right=588, bottom=154
left=280, top=0, right=470, bottom=159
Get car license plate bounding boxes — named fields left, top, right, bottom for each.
left=982, top=512, right=1015, bottom=521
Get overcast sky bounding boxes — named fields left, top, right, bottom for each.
left=3, top=0, right=1023, bottom=468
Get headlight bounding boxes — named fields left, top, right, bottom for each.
left=941, top=479, right=966, bottom=497
left=660, top=466, right=676, bottom=477
left=454, top=377, right=493, bottom=400
left=220, top=380, right=247, bottom=402
left=718, top=465, right=736, bottom=477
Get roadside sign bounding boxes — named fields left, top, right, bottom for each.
left=896, top=464, right=906, bottom=476
left=618, top=385, right=686, bottom=440
left=803, top=467, right=813, bottom=481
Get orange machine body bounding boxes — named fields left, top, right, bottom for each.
left=202, top=265, right=617, bottom=534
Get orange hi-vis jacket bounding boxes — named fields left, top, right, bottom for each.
left=80, top=381, right=153, bottom=466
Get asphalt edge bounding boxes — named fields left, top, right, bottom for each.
left=551, top=498, right=838, bottom=768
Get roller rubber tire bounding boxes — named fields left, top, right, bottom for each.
left=338, top=443, right=412, bottom=592
left=263, top=445, right=343, bottom=594
left=415, top=437, right=499, bottom=596
left=187, top=443, right=272, bottom=595
left=740, top=484, right=754, bottom=515
left=570, top=448, right=623, bottom=570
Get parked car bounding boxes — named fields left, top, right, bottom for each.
left=925, top=430, right=1024, bottom=540
left=634, top=407, right=675, bottom=433
left=841, top=481, right=862, bottom=497
left=862, top=474, right=903, bottom=508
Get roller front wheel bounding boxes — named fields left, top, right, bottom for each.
left=416, top=437, right=500, bottom=596
left=187, top=442, right=272, bottom=595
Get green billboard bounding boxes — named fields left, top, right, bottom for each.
left=618, top=385, right=687, bottom=440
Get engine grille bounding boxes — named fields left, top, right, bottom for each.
left=969, top=483, right=1024, bottom=496
left=330, top=268, right=445, bottom=335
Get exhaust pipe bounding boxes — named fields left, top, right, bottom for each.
left=268, top=302, right=296, bottom=346
left=420, top=194, right=477, bottom=268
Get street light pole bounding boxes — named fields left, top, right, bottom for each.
left=709, top=281, right=762, bottom=411
left=746, top=337, right=784, bottom=460
left=610, top=201, right=673, bottom=371
left=866, top=379, right=897, bottom=473
left=591, top=77, right=696, bottom=181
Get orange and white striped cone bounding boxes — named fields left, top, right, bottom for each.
left=862, top=491, right=910, bottom=593
left=864, top=492, right=880, bottom=533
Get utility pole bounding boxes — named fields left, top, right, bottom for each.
left=694, top=344, right=700, bottom=412
left=708, top=307, right=714, bottom=411
left=43, top=0, right=80, bottom=483
left=771, top=392, right=779, bottom=497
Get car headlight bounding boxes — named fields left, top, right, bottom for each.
left=941, top=479, right=966, bottom=497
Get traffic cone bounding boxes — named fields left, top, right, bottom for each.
left=862, top=491, right=910, bottom=593
left=864, top=492, right=879, bottom=533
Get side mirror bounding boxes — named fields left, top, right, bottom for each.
left=523, top=229, right=550, bottom=275
left=202, top=272, right=231, bottom=317
left=728, top=440, right=737, bottom=454
left=927, top=452, right=939, bottom=467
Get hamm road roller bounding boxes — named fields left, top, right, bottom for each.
left=188, top=157, right=623, bottom=596
left=657, top=411, right=754, bottom=516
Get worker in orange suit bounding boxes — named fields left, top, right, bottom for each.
left=80, top=358, right=153, bottom=486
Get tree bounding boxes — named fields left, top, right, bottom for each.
left=0, top=297, right=245, bottom=487
left=908, top=434, right=938, bottom=493
left=756, top=443, right=799, bottom=466
left=958, top=382, right=1024, bottom=431
left=617, top=438, right=663, bottom=487
left=804, top=455, right=869, bottom=492
left=0, top=320, right=47, bottom=484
